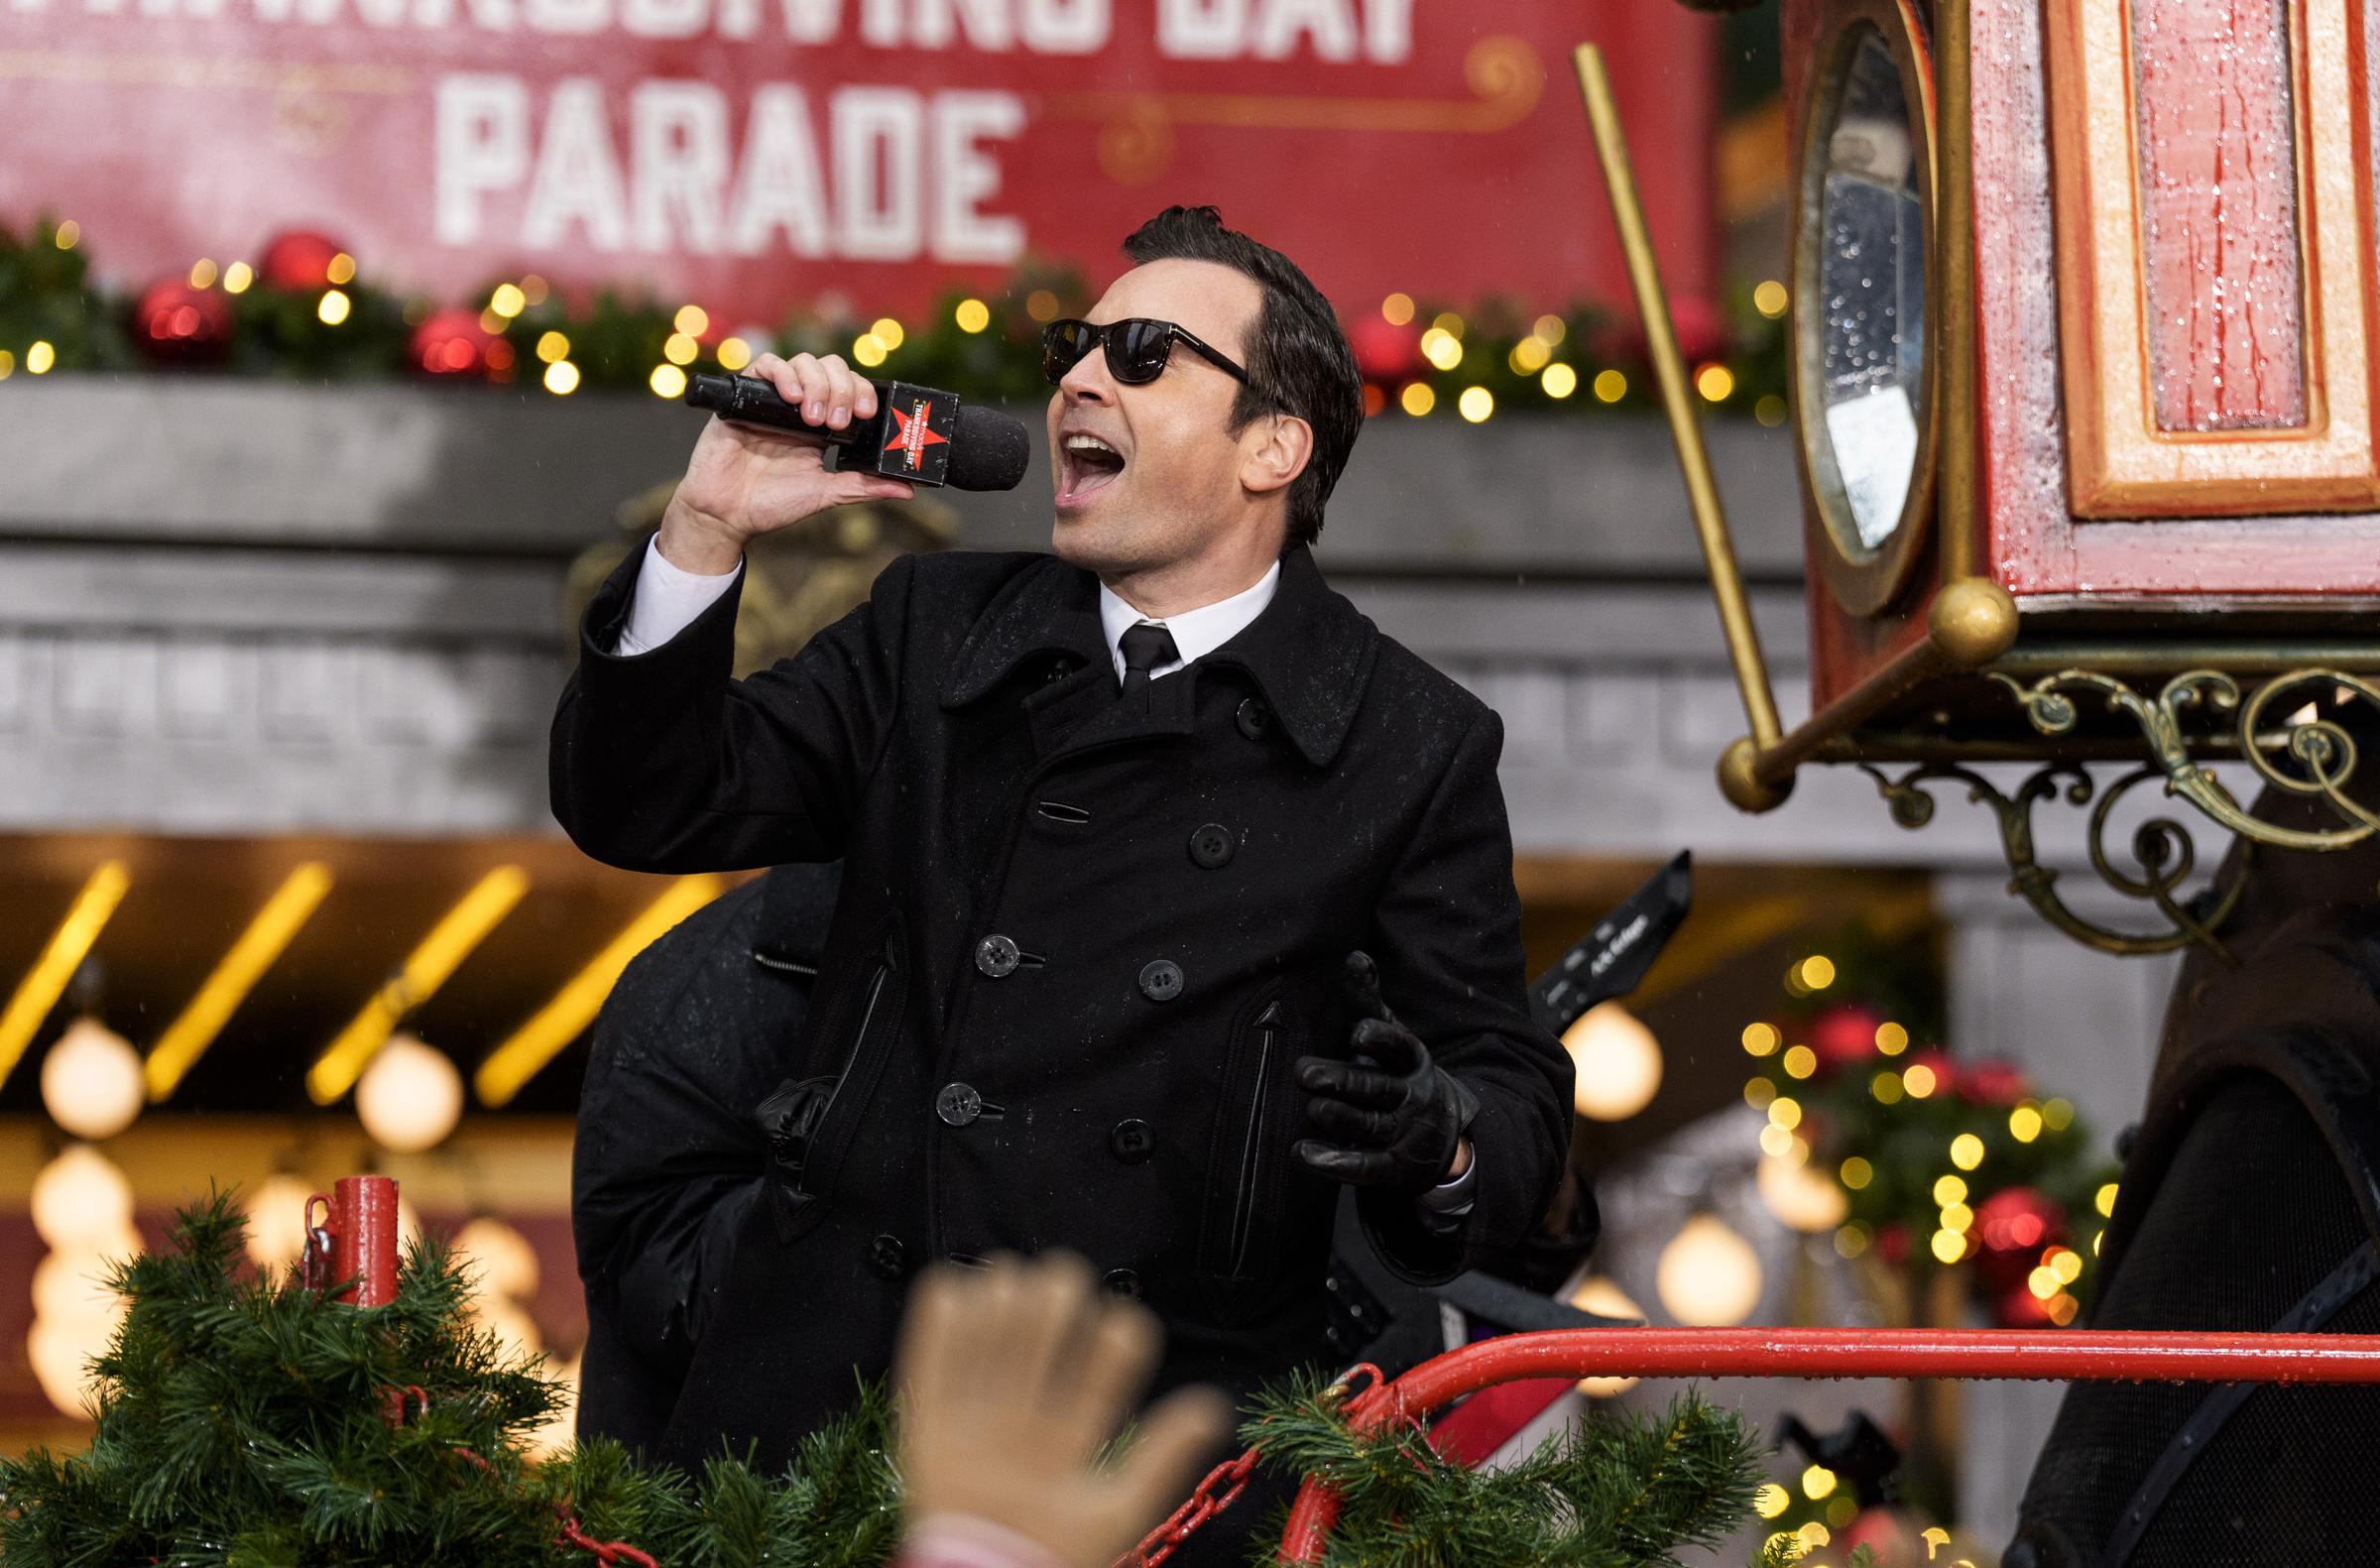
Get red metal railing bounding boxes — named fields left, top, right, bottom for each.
left=1269, top=1326, right=2380, bottom=1560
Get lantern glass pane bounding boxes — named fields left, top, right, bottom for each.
left=1811, top=26, right=1925, bottom=554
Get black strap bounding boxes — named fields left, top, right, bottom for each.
left=2101, top=1238, right=2380, bottom=1568
left=1435, top=1267, right=1638, bottom=1335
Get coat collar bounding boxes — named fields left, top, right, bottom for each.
left=940, top=545, right=1376, bottom=767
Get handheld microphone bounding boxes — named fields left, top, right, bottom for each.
left=685, top=371, right=1031, bottom=492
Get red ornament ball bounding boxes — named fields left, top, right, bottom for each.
left=1839, top=1506, right=1927, bottom=1566
left=1599, top=293, right=1730, bottom=369
left=132, top=275, right=234, bottom=363
left=1994, top=1278, right=2063, bottom=1328
left=1972, top=1185, right=2065, bottom=1290
left=1901, top=1048, right=1959, bottom=1099
left=1959, top=1056, right=2032, bottom=1107
left=409, top=307, right=503, bottom=379
left=1668, top=295, right=1731, bottom=364
left=1808, top=1004, right=1882, bottom=1069
left=1349, top=314, right=1424, bottom=385
left=257, top=229, right=348, bottom=292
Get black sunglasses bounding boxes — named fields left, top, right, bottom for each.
left=1041, top=317, right=1254, bottom=389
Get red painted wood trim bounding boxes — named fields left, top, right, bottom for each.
left=2132, top=0, right=2309, bottom=433
left=1975, top=0, right=2380, bottom=596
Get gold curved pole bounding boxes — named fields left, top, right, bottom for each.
left=1935, top=0, right=1978, bottom=580
left=1574, top=44, right=1782, bottom=757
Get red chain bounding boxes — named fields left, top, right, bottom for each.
left=553, top=1505, right=660, bottom=1568
left=389, top=1381, right=654, bottom=1567
left=1114, top=1363, right=1384, bottom=1568
left=1117, top=1447, right=1261, bottom=1568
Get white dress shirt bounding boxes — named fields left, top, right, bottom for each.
left=615, top=537, right=746, bottom=657
left=1096, top=561, right=1279, bottom=681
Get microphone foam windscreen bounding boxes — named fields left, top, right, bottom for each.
left=949, top=405, right=1033, bottom=492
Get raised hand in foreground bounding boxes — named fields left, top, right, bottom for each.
left=894, top=1252, right=1233, bottom=1568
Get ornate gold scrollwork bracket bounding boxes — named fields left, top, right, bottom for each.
left=1859, top=667, right=2380, bottom=959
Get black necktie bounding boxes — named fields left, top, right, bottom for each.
left=1117, top=622, right=1179, bottom=707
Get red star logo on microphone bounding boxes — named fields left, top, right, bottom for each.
left=883, top=399, right=948, bottom=471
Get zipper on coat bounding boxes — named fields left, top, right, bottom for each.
left=1227, top=1009, right=1281, bottom=1278
left=796, top=958, right=890, bottom=1196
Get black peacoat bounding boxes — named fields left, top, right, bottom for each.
left=571, top=862, right=841, bottom=1459
left=550, top=541, right=1573, bottom=1472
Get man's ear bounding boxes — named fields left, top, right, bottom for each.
left=1240, top=413, right=1314, bottom=500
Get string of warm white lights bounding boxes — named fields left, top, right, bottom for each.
left=1740, top=946, right=2117, bottom=1331
left=2, top=215, right=1791, bottom=422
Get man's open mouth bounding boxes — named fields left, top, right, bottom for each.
left=1057, top=432, right=1127, bottom=507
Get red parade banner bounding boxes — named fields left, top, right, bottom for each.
left=0, top=1, right=1720, bottom=327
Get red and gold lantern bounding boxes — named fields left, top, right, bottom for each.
left=1585, top=0, right=2380, bottom=955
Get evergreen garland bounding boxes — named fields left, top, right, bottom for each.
left=0, top=216, right=136, bottom=374
left=1239, top=1374, right=1772, bottom=1568
left=1, top=1195, right=1790, bottom=1568
left=0, top=213, right=1788, bottom=417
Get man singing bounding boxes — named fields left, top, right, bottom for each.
left=550, top=206, right=1572, bottom=1540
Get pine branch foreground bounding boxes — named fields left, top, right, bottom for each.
left=0, top=1194, right=1777, bottom=1568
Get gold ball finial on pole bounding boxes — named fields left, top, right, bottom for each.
left=1718, top=736, right=1796, bottom=814
left=1929, top=578, right=2021, bottom=668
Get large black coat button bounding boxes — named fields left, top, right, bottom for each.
left=1188, top=823, right=1234, bottom=869
left=869, top=1233, right=907, bottom=1279
left=1236, top=697, right=1273, bottom=740
left=935, top=1082, right=984, bottom=1126
left=1110, top=1119, right=1154, bottom=1162
left=1138, top=960, right=1183, bottom=1002
left=1103, top=1267, right=1142, bottom=1299
left=975, top=934, right=1020, bottom=978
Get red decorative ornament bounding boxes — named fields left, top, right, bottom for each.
left=1670, top=296, right=1731, bottom=365
left=1839, top=1505, right=1928, bottom=1566
left=1808, top=1003, right=1882, bottom=1070
left=1349, top=314, right=1424, bottom=385
left=409, top=306, right=503, bottom=379
left=1972, top=1185, right=2065, bottom=1290
left=1600, top=293, right=1730, bottom=369
left=256, top=229, right=347, bottom=293
left=1875, top=1220, right=1912, bottom=1265
left=1901, top=1048, right=1959, bottom=1098
left=1959, top=1056, right=2032, bottom=1107
left=1994, top=1279, right=2063, bottom=1328
left=132, top=275, right=234, bottom=363
left=295, top=1172, right=401, bottom=1304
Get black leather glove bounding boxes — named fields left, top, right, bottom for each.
left=1293, top=951, right=1479, bottom=1196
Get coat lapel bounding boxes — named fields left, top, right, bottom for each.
left=1201, top=546, right=1378, bottom=767
left=1028, top=656, right=1199, bottom=758
left=938, top=545, right=1377, bottom=768
left=939, top=555, right=1106, bottom=709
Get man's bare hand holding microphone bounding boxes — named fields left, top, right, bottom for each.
left=660, top=349, right=1030, bottom=575
left=657, top=352, right=922, bottom=576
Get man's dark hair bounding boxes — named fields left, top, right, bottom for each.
left=1122, top=205, right=1363, bottom=548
